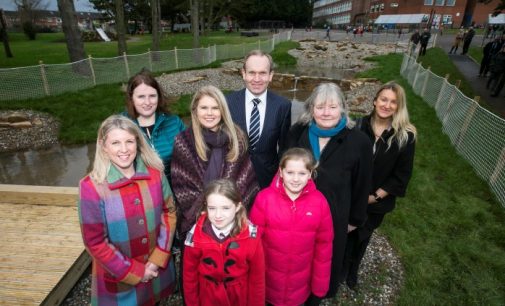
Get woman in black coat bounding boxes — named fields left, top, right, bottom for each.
left=342, top=81, right=417, bottom=289
left=286, top=82, right=373, bottom=299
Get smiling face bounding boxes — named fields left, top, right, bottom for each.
left=313, top=98, right=341, bottom=129
left=242, top=55, right=274, bottom=96
left=206, top=193, right=239, bottom=230
left=280, top=159, right=311, bottom=199
left=373, top=88, right=398, bottom=120
left=102, top=128, right=137, bottom=177
left=132, top=83, right=158, bottom=121
left=196, top=95, right=222, bottom=131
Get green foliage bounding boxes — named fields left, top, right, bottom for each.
left=359, top=53, right=505, bottom=305
left=270, top=41, right=300, bottom=66
left=0, top=32, right=275, bottom=68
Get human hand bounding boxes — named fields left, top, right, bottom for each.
left=141, top=263, right=159, bottom=283
left=368, top=195, right=376, bottom=204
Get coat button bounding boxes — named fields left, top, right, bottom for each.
left=134, top=198, right=140, bottom=205
left=138, top=219, right=145, bottom=225
left=142, top=238, right=148, bottom=244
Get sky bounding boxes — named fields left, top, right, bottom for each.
left=0, top=0, right=97, bottom=12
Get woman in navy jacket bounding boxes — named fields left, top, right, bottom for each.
left=342, top=81, right=417, bottom=289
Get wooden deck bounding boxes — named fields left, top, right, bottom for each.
left=0, top=184, right=90, bottom=306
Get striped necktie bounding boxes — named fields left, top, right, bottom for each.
left=249, top=98, right=261, bottom=151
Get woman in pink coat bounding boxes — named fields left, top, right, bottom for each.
left=250, top=148, right=334, bottom=306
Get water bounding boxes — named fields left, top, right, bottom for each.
left=0, top=144, right=95, bottom=187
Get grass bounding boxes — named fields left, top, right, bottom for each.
left=359, top=53, right=505, bottom=305
left=469, top=46, right=484, bottom=63
left=270, top=41, right=300, bottom=66
left=0, top=31, right=275, bottom=68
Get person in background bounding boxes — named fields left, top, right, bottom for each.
left=123, top=70, right=185, bottom=182
left=479, top=37, right=503, bottom=77
left=183, top=179, right=265, bottom=306
left=462, top=26, right=475, bottom=55
left=449, top=29, right=464, bottom=54
left=226, top=50, right=291, bottom=189
left=78, top=115, right=177, bottom=305
left=286, top=83, right=372, bottom=298
left=250, top=148, right=334, bottom=306
left=409, top=29, right=420, bottom=56
left=171, top=85, right=259, bottom=244
left=419, top=28, right=431, bottom=56
left=487, top=45, right=505, bottom=97
left=341, top=82, right=417, bottom=290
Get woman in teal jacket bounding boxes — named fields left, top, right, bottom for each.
left=123, top=71, right=186, bottom=181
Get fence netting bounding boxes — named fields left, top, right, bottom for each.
left=0, top=31, right=291, bottom=101
left=401, top=53, right=505, bottom=208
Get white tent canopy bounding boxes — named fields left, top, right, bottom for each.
left=374, top=14, right=428, bottom=24
left=488, top=14, right=505, bottom=24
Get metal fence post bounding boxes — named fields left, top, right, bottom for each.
left=123, top=52, right=130, bottom=79
left=88, top=55, right=96, bottom=86
left=39, top=60, right=50, bottom=96
left=174, top=47, right=179, bottom=70
left=258, top=40, right=261, bottom=50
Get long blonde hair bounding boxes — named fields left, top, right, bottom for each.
left=297, top=82, right=355, bottom=128
left=203, top=179, right=247, bottom=237
left=190, top=85, right=246, bottom=162
left=372, top=82, right=417, bottom=150
left=90, top=115, right=164, bottom=183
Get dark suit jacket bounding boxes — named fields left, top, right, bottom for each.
left=226, top=89, right=291, bottom=188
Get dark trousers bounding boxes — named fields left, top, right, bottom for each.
left=491, top=73, right=505, bottom=96
left=462, top=40, right=471, bottom=54
left=480, top=56, right=491, bottom=76
left=419, top=43, right=428, bottom=56
left=341, top=213, right=385, bottom=287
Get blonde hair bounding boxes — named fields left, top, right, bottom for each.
left=90, top=115, right=164, bottom=183
left=203, top=179, right=247, bottom=237
left=190, top=85, right=246, bottom=162
left=297, top=82, right=355, bottom=129
left=372, top=81, right=417, bottom=150
left=279, top=147, right=317, bottom=175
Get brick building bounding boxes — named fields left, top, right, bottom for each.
left=313, top=0, right=502, bottom=28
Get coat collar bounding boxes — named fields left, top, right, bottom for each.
left=107, top=157, right=151, bottom=190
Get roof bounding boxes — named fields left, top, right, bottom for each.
left=374, top=14, right=428, bottom=24
left=488, top=14, right=505, bottom=25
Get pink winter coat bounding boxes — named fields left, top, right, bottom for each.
left=249, top=174, right=334, bottom=306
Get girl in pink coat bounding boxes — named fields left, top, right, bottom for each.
left=250, top=148, right=334, bottom=306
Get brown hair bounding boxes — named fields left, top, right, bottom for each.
left=203, top=179, right=247, bottom=237
left=125, top=70, right=168, bottom=118
left=242, top=49, right=274, bottom=72
left=279, top=147, right=317, bottom=175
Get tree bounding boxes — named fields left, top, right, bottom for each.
left=115, top=0, right=127, bottom=55
left=151, top=0, right=160, bottom=52
left=57, top=0, right=89, bottom=74
left=478, top=0, right=504, bottom=15
left=0, top=9, right=13, bottom=57
left=190, top=0, right=199, bottom=48
left=13, top=0, right=48, bottom=40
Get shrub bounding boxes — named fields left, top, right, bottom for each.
left=22, top=21, right=36, bottom=40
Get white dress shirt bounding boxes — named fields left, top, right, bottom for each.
left=245, top=89, right=267, bottom=136
left=211, top=222, right=234, bottom=239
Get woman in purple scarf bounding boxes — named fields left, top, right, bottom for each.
left=170, top=85, right=259, bottom=243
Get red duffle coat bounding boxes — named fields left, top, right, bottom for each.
left=183, top=214, right=265, bottom=306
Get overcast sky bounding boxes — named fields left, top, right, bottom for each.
left=0, top=0, right=97, bottom=12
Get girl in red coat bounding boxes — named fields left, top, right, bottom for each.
left=250, top=148, right=334, bottom=306
left=183, top=179, right=265, bottom=306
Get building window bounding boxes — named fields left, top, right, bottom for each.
left=380, top=3, right=384, bottom=10
left=442, top=14, right=453, bottom=24
left=435, top=0, right=445, bottom=5
left=424, top=0, right=434, bottom=5
left=446, top=0, right=456, bottom=6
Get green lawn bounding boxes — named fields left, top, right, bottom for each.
left=359, top=53, right=505, bottom=305
left=0, top=31, right=274, bottom=68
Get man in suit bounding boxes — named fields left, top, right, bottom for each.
left=226, top=50, right=291, bottom=188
